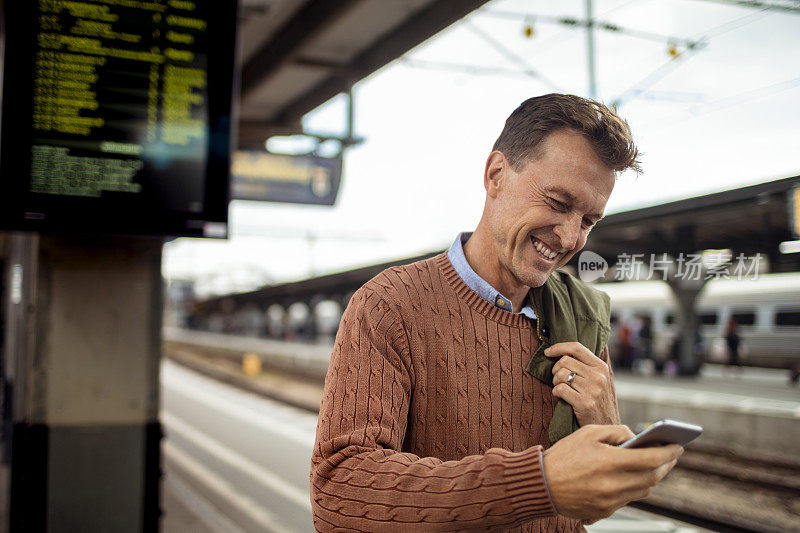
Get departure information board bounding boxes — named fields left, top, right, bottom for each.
left=0, top=0, right=238, bottom=237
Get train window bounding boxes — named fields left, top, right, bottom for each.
left=732, top=312, right=756, bottom=325
left=699, top=313, right=718, bottom=325
left=775, top=311, right=800, bottom=326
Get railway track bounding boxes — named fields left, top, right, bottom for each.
left=163, top=341, right=800, bottom=533
left=637, top=445, right=800, bottom=532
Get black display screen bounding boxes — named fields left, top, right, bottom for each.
left=0, top=0, right=238, bottom=237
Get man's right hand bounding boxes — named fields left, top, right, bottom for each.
left=542, top=424, right=683, bottom=521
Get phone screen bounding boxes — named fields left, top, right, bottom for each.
left=619, top=419, right=703, bottom=448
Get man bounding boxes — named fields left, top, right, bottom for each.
left=310, top=94, right=682, bottom=532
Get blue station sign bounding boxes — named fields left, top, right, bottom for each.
left=231, top=151, right=342, bottom=206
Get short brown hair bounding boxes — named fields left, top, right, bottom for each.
left=492, top=93, right=641, bottom=174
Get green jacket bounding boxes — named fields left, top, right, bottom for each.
left=525, top=271, right=611, bottom=444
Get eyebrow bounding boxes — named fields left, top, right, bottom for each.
left=546, top=187, right=605, bottom=220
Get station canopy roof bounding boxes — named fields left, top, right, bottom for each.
left=201, top=251, right=440, bottom=308
left=201, top=174, right=800, bottom=310
left=582, top=174, right=800, bottom=268
left=236, top=0, right=490, bottom=148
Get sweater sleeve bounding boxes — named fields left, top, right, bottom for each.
left=310, top=285, right=556, bottom=531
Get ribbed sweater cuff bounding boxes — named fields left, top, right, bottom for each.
left=501, top=446, right=557, bottom=519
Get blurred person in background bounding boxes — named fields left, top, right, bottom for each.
left=636, top=316, right=654, bottom=373
left=725, top=316, right=741, bottom=372
left=310, top=94, right=683, bottom=532
left=616, top=320, right=634, bottom=371
left=668, top=322, right=704, bottom=376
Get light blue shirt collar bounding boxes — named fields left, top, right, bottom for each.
left=447, top=232, right=537, bottom=319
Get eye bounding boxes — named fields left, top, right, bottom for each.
left=548, top=199, right=567, bottom=212
left=582, top=217, right=595, bottom=229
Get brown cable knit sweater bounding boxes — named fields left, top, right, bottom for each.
left=311, top=253, right=602, bottom=532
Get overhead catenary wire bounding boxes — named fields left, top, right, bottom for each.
left=690, top=6, right=772, bottom=40
left=399, top=58, right=552, bottom=80
left=635, top=90, right=710, bottom=104
left=476, top=0, right=650, bottom=56
left=612, top=7, right=773, bottom=107
left=404, top=0, right=657, bottom=87
left=481, top=9, right=706, bottom=49
left=480, top=2, right=780, bottom=109
left=691, top=0, right=800, bottom=15
left=461, top=20, right=564, bottom=91
left=631, top=75, right=800, bottom=130
left=611, top=49, right=703, bottom=107
left=688, top=75, right=800, bottom=116
left=404, top=1, right=789, bottom=113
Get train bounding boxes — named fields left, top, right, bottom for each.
left=597, top=272, right=800, bottom=381
left=176, top=270, right=800, bottom=382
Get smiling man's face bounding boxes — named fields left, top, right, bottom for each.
left=488, top=128, right=616, bottom=290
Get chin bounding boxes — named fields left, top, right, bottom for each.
left=520, top=268, right=550, bottom=289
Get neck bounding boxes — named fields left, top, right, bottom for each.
left=463, top=224, right=529, bottom=312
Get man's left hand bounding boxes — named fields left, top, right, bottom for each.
left=545, top=342, right=620, bottom=426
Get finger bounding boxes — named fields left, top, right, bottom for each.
left=552, top=356, right=590, bottom=377
left=552, top=382, right=581, bottom=406
left=616, top=445, right=684, bottom=471
left=553, top=367, right=590, bottom=393
left=616, top=484, right=654, bottom=505
left=653, top=458, right=679, bottom=483
left=545, top=342, right=603, bottom=366
left=629, top=444, right=683, bottom=463
left=584, top=424, right=636, bottom=444
left=613, top=459, right=678, bottom=500
left=552, top=366, right=579, bottom=387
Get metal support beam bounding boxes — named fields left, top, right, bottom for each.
left=240, top=0, right=361, bottom=97
left=585, top=0, right=597, bottom=99
left=273, top=0, right=489, bottom=126
left=346, top=87, right=354, bottom=143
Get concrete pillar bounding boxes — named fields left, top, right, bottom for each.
left=2, top=234, right=163, bottom=532
left=266, top=303, right=285, bottom=339
left=666, top=275, right=708, bottom=376
left=306, top=295, right=325, bottom=340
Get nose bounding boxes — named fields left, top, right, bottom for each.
left=553, top=216, right=582, bottom=251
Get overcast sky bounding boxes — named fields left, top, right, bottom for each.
left=164, top=0, right=800, bottom=296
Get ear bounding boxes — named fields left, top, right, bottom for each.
left=484, top=151, right=507, bottom=199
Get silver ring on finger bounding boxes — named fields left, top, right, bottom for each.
left=566, top=371, right=577, bottom=387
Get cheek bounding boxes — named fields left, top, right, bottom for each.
left=513, top=204, right=553, bottom=236
left=488, top=209, right=507, bottom=238
left=577, top=230, right=590, bottom=248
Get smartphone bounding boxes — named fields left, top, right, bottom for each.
left=619, top=419, right=702, bottom=448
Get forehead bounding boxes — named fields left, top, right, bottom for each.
left=518, top=130, right=615, bottom=210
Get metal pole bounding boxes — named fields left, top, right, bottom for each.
left=346, top=87, right=354, bottom=144
left=586, top=0, right=597, bottom=99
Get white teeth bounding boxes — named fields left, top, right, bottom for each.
left=532, top=238, right=558, bottom=260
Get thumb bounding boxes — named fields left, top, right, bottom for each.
left=586, top=424, right=636, bottom=445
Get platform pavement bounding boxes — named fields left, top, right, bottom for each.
left=163, top=472, right=219, bottom=533
left=164, top=327, right=800, bottom=404
left=161, top=434, right=709, bottom=533
left=613, top=365, right=800, bottom=459
left=616, top=364, right=800, bottom=404
left=162, top=462, right=709, bottom=533
left=159, top=357, right=714, bottom=533
left=164, top=327, right=800, bottom=460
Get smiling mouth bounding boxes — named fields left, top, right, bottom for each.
left=530, top=236, right=560, bottom=262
